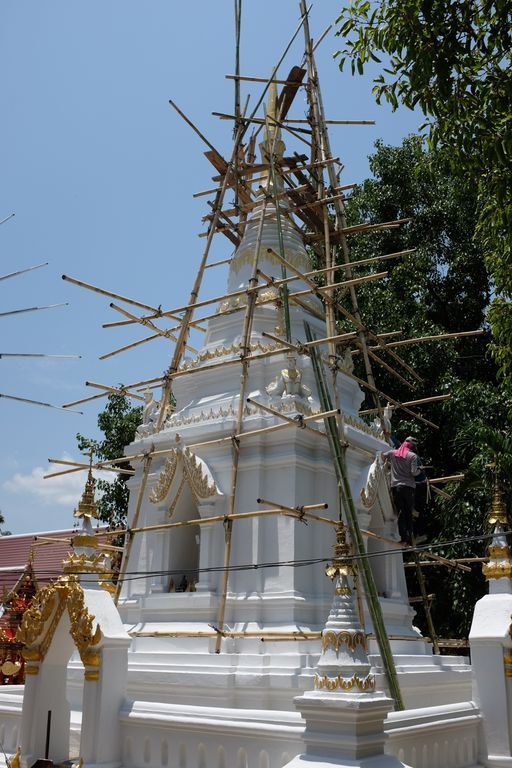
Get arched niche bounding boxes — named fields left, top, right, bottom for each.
left=150, top=442, right=223, bottom=592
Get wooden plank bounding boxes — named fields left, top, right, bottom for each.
left=276, top=66, right=307, bottom=120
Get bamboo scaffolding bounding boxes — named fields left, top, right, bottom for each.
left=214, top=106, right=283, bottom=652
left=113, top=18, right=315, bottom=622
left=105, top=255, right=401, bottom=334
left=265, top=246, right=422, bottom=387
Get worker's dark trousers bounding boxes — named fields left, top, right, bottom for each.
left=391, top=484, right=415, bottom=544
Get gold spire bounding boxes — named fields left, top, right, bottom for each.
left=73, top=468, right=99, bottom=521
left=488, top=473, right=507, bottom=527
left=483, top=469, right=511, bottom=581
left=325, top=520, right=354, bottom=580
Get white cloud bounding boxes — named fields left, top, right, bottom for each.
left=3, top=454, right=113, bottom=508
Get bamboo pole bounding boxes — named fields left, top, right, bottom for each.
left=265, top=246, right=422, bottom=386
left=99, top=333, right=162, bottom=361
left=214, top=150, right=273, bottom=653
left=47, top=458, right=135, bottom=476
left=429, top=474, right=464, bottom=484
left=304, top=321, right=404, bottom=710
left=359, top=527, right=471, bottom=572
left=114, top=454, right=153, bottom=604
left=359, top=394, right=450, bottom=415
left=366, top=329, right=485, bottom=350
left=62, top=274, right=160, bottom=314
left=414, top=553, right=440, bottom=653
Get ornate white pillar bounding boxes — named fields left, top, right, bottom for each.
left=283, top=522, right=409, bottom=767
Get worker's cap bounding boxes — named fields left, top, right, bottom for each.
left=405, top=436, right=418, bottom=446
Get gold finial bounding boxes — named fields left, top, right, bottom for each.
left=325, top=520, right=354, bottom=580
left=73, top=468, right=99, bottom=520
left=488, top=470, right=507, bottom=527
left=483, top=466, right=511, bottom=581
left=8, top=746, right=21, bottom=768
left=74, top=450, right=99, bottom=521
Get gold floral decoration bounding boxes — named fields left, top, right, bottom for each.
left=322, top=629, right=367, bottom=654
left=314, top=671, right=375, bottom=692
left=16, top=577, right=102, bottom=674
left=149, top=453, right=178, bottom=503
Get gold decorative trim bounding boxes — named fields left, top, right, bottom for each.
left=16, top=586, right=57, bottom=647
left=489, top=546, right=510, bottom=558
left=167, top=403, right=256, bottom=429
left=82, top=650, right=101, bottom=667
left=63, top=552, right=107, bottom=574
left=179, top=341, right=279, bottom=372
left=17, top=577, right=103, bottom=670
left=72, top=534, right=97, bottom=548
left=345, top=413, right=383, bottom=440
left=38, top=593, right=66, bottom=661
left=149, top=454, right=178, bottom=504
left=314, top=672, right=375, bottom=692
left=24, top=665, right=39, bottom=676
left=66, top=579, right=102, bottom=660
left=150, top=446, right=219, bottom=505
left=483, top=561, right=512, bottom=580
left=322, top=629, right=367, bottom=653
left=182, top=447, right=218, bottom=500
left=21, top=648, right=41, bottom=662
left=84, top=670, right=100, bottom=682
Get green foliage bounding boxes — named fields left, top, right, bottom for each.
left=333, top=137, right=511, bottom=639
left=77, top=392, right=142, bottom=530
left=334, top=0, right=512, bottom=396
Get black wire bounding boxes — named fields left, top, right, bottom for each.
left=0, top=526, right=505, bottom=588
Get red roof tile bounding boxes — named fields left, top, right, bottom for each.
left=0, top=527, right=108, bottom=595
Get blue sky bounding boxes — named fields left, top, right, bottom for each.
left=0, top=2, right=423, bottom=534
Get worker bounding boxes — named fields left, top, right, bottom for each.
left=410, top=444, right=429, bottom=544
left=382, top=436, right=421, bottom=545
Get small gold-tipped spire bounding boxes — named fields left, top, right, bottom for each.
left=325, top=520, right=354, bottom=580
left=488, top=472, right=507, bottom=527
left=74, top=463, right=99, bottom=521
left=483, top=468, right=511, bottom=582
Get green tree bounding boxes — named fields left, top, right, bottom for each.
left=331, top=136, right=511, bottom=639
left=77, top=392, right=142, bottom=530
left=334, top=0, right=512, bottom=396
